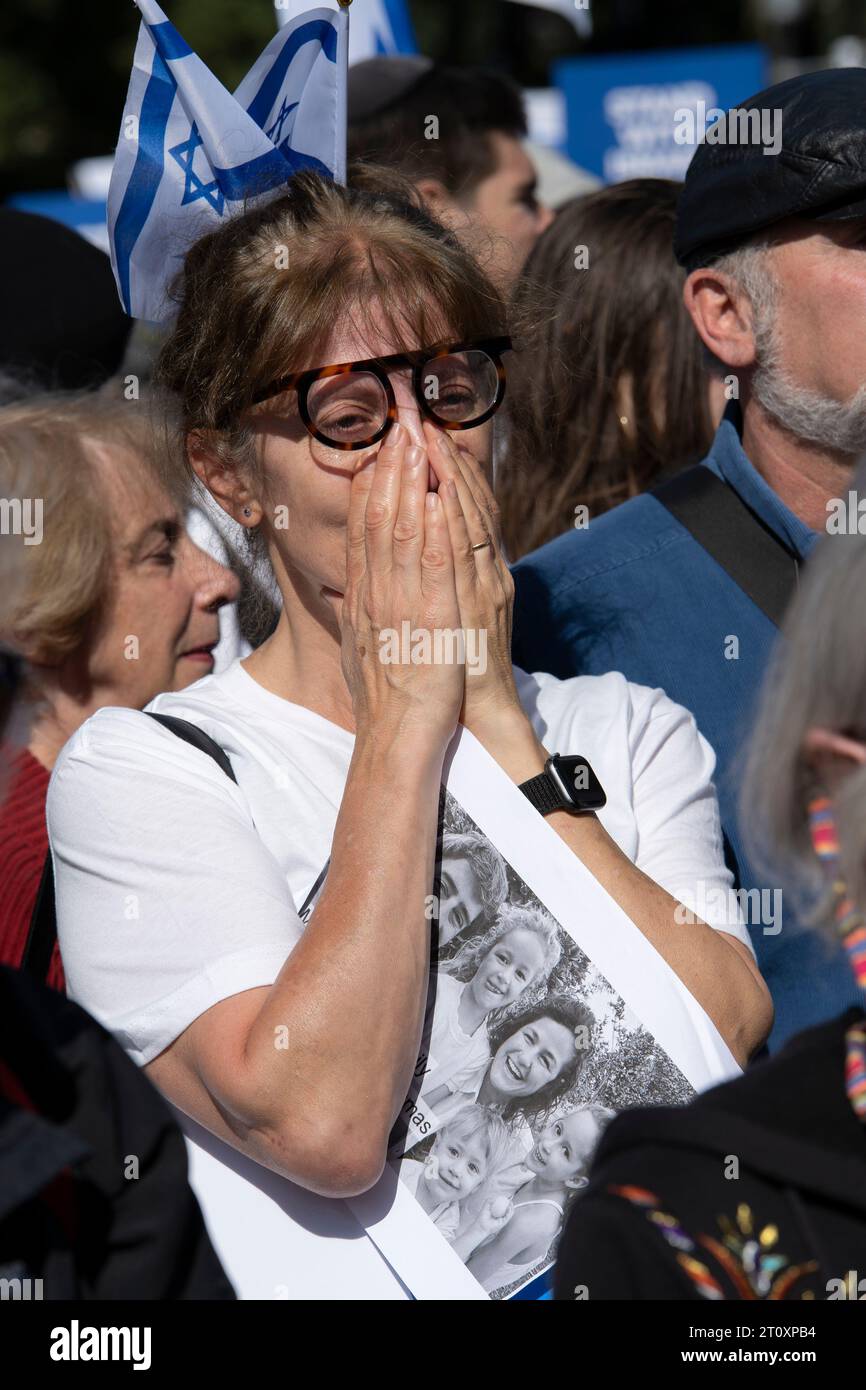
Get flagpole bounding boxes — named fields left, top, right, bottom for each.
left=334, top=0, right=351, bottom=183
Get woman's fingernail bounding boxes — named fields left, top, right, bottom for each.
left=443, top=479, right=457, bottom=498
left=426, top=491, right=439, bottom=511
left=389, top=421, right=406, bottom=443
left=405, top=445, right=425, bottom=468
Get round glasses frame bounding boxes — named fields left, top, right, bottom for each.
left=250, top=335, right=512, bottom=452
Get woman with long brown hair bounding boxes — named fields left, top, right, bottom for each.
left=47, top=171, right=768, bottom=1297
left=499, top=179, right=720, bottom=560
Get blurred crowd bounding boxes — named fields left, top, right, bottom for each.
left=1, top=55, right=866, bottom=1304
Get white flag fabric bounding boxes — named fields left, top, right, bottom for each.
left=108, top=0, right=348, bottom=322
left=504, top=0, right=592, bottom=38
left=276, top=0, right=417, bottom=63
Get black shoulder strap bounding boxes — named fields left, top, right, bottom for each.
left=21, top=713, right=236, bottom=982
left=145, top=713, right=238, bottom=784
left=651, top=465, right=800, bottom=629
left=21, top=854, right=57, bottom=982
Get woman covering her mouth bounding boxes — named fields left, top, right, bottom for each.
left=47, top=169, right=770, bottom=1298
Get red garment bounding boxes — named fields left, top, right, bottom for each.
left=0, top=745, right=65, bottom=991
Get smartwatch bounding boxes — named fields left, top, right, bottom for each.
left=518, top=753, right=606, bottom=818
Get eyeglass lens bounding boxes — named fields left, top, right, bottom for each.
left=305, top=350, right=500, bottom=446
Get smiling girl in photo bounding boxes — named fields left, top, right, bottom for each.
left=420, top=906, right=561, bottom=1123
left=455, top=1104, right=615, bottom=1292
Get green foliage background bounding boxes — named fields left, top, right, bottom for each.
left=0, top=0, right=833, bottom=196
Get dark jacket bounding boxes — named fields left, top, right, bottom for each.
left=512, top=409, right=860, bottom=1049
left=0, top=965, right=234, bottom=1299
left=554, top=1009, right=866, bottom=1300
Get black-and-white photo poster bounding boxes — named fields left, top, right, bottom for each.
left=349, top=727, right=740, bottom=1300
left=387, top=789, right=693, bottom=1299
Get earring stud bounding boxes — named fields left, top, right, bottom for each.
left=242, top=507, right=252, bottom=518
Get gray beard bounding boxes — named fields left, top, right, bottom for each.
left=751, top=319, right=866, bottom=455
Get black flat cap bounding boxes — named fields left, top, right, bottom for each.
left=348, top=56, right=434, bottom=123
left=675, top=68, right=866, bottom=270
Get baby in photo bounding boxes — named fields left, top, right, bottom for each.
left=452, top=1104, right=615, bottom=1293
left=397, top=1105, right=508, bottom=1241
left=420, top=905, right=562, bottom=1125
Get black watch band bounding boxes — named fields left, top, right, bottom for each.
left=518, top=753, right=607, bottom=818
left=520, top=769, right=567, bottom=816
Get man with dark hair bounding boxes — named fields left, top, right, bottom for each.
left=348, top=56, right=553, bottom=287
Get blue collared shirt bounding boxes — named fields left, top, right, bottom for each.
left=512, top=411, right=859, bottom=1050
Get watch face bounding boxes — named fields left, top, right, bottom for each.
left=549, top=755, right=607, bottom=811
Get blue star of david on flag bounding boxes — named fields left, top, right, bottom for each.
left=108, top=0, right=347, bottom=321
left=266, top=98, right=298, bottom=148
left=169, top=124, right=225, bottom=215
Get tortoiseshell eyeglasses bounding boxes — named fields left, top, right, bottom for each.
left=251, top=335, right=512, bottom=451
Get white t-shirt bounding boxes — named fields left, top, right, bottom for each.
left=47, top=659, right=749, bottom=1299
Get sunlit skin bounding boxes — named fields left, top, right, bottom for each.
left=477, top=1016, right=577, bottom=1103
left=436, top=854, right=488, bottom=946
left=417, top=1130, right=490, bottom=1210
left=458, top=928, right=547, bottom=1034
left=86, top=459, right=237, bottom=702
left=756, top=221, right=866, bottom=404
left=685, top=217, right=866, bottom=531
left=26, top=444, right=239, bottom=771
left=416, top=133, right=554, bottom=291
left=211, top=307, right=496, bottom=731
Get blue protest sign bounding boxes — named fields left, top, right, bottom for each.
left=554, top=44, right=768, bottom=182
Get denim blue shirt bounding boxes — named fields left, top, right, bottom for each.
left=512, top=412, right=859, bottom=1050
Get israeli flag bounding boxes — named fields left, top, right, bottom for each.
left=276, top=0, right=416, bottom=62
left=108, top=0, right=348, bottom=322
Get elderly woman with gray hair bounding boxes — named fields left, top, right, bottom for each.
left=0, top=391, right=240, bottom=988
left=554, top=515, right=866, bottom=1301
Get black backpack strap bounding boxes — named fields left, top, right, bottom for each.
left=145, top=712, right=238, bottom=784
left=651, top=465, right=801, bottom=629
left=20, top=853, right=57, bottom=980
left=21, top=712, right=236, bottom=983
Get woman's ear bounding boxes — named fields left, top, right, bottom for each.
left=803, top=726, right=866, bottom=794
left=187, top=431, right=262, bottom=528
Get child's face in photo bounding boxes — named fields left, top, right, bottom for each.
left=488, top=1017, right=575, bottom=1099
left=469, top=928, right=546, bottom=1012
left=437, top=855, right=486, bottom=945
left=525, top=1110, right=598, bottom=1183
left=425, top=1131, right=489, bottom=1203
